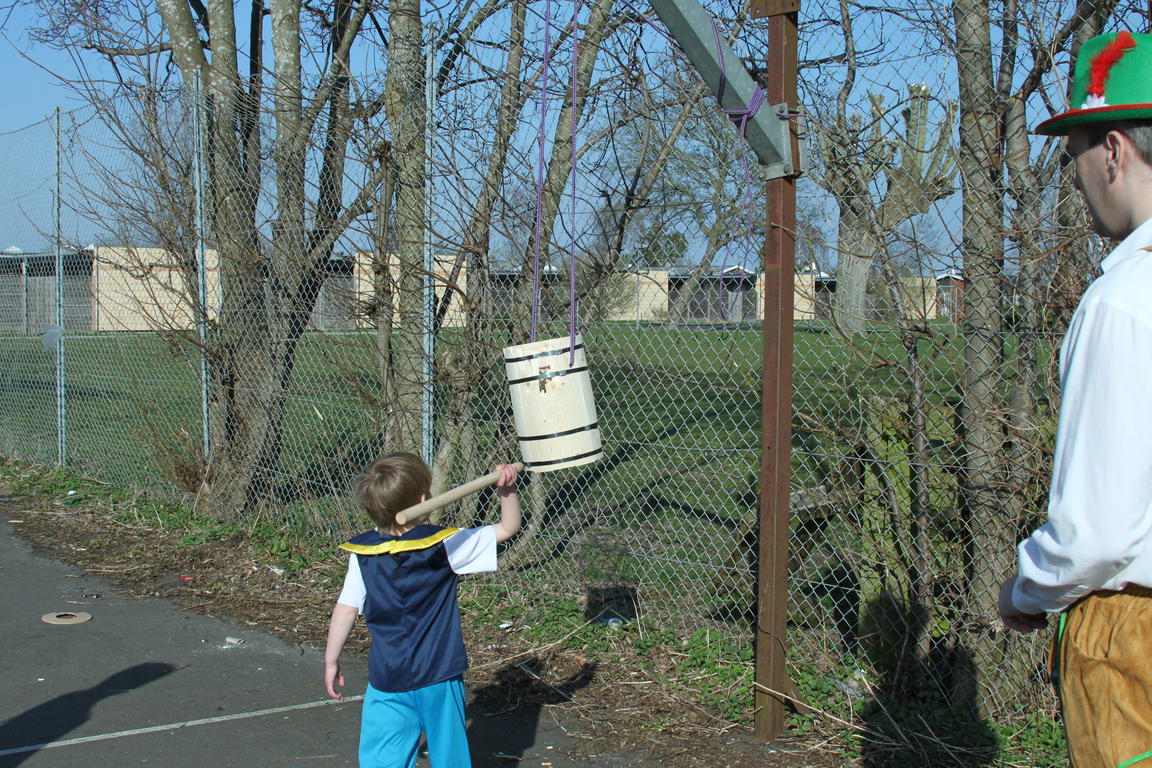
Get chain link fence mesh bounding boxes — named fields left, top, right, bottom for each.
left=1, top=1, right=1145, bottom=760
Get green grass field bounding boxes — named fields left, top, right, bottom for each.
left=0, top=320, right=1047, bottom=507
left=0, top=322, right=1055, bottom=613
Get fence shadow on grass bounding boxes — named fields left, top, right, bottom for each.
left=466, top=655, right=596, bottom=767
left=0, top=662, right=175, bottom=768
left=858, top=593, right=998, bottom=768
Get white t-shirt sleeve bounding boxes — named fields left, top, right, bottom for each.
left=336, top=553, right=366, bottom=613
left=444, top=526, right=498, bottom=574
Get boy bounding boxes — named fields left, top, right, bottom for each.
left=324, top=452, right=521, bottom=768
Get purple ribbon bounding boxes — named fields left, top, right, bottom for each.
left=530, top=0, right=556, bottom=342
left=568, top=0, right=581, bottom=363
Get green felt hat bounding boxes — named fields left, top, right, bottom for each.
left=1036, top=31, right=1152, bottom=136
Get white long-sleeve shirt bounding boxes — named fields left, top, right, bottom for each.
left=1014, top=217, right=1152, bottom=615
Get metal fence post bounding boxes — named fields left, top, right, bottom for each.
left=635, top=269, right=642, bottom=328
left=192, top=72, right=211, bottom=463
left=21, top=254, right=28, bottom=335
left=54, top=106, right=67, bottom=467
left=422, top=29, right=437, bottom=467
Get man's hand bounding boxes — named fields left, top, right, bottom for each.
left=998, top=576, right=1048, bottom=633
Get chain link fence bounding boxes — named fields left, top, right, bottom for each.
left=1, top=2, right=1145, bottom=762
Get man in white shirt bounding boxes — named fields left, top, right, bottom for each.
left=998, top=31, right=1152, bottom=768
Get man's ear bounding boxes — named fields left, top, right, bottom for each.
left=1104, top=130, right=1127, bottom=178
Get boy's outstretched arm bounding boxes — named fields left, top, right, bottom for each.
left=324, top=602, right=358, bottom=700
left=491, top=463, right=522, bottom=543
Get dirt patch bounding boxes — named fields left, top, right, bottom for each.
left=0, top=478, right=845, bottom=767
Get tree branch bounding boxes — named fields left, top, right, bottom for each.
left=83, top=41, right=175, bottom=56
left=292, top=0, right=369, bottom=153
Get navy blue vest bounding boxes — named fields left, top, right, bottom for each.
left=341, top=525, right=468, bottom=692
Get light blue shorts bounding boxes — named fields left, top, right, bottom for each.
left=359, top=677, right=470, bottom=768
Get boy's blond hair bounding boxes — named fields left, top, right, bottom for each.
left=354, top=452, right=432, bottom=529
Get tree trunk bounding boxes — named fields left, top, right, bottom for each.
left=430, top=0, right=531, bottom=494
left=952, top=0, right=1011, bottom=713
left=832, top=208, right=878, bottom=336
left=157, top=0, right=365, bottom=516
left=384, top=0, right=428, bottom=455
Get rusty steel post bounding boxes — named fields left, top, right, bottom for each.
left=751, top=0, right=799, bottom=741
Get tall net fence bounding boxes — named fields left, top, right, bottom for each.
left=0, top=1, right=1144, bottom=761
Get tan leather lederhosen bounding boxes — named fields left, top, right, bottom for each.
left=1052, top=586, right=1152, bottom=768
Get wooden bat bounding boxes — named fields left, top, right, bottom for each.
left=394, top=462, right=524, bottom=526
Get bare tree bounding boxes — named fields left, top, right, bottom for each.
left=24, top=0, right=383, bottom=515
left=949, top=0, right=1116, bottom=710
left=814, top=0, right=956, bottom=338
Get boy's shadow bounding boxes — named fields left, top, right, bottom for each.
left=466, top=656, right=596, bottom=767
left=0, top=662, right=176, bottom=767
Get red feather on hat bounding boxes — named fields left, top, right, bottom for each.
left=1088, top=31, right=1137, bottom=100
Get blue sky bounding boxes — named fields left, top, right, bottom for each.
left=0, top=6, right=85, bottom=133
left=0, top=7, right=103, bottom=250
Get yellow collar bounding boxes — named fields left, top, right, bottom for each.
left=339, top=527, right=460, bottom=555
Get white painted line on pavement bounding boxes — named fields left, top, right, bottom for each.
left=0, top=695, right=366, bottom=757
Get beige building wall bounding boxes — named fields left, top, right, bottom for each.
left=894, top=276, right=940, bottom=322
left=604, top=270, right=670, bottom=323
left=347, top=263, right=859, bottom=325
left=92, top=246, right=219, bottom=331
left=349, top=260, right=821, bottom=327
left=352, top=252, right=469, bottom=329
left=348, top=258, right=854, bottom=326
left=754, top=272, right=832, bottom=321
left=774, top=273, right=943, bottom=323
left=791, top=272, right=819, bottom=321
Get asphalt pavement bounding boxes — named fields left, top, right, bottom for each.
left=0, top=509, right=594, bottom=768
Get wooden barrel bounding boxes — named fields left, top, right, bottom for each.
left=503, top=335, right=602, bottom=473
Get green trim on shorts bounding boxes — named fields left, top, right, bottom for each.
left=1118, top=749, right=1152, bottom=767
left=1054, top=612, right=1067, bottom=703
left=1055, top=611, right=1069, bottom=764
